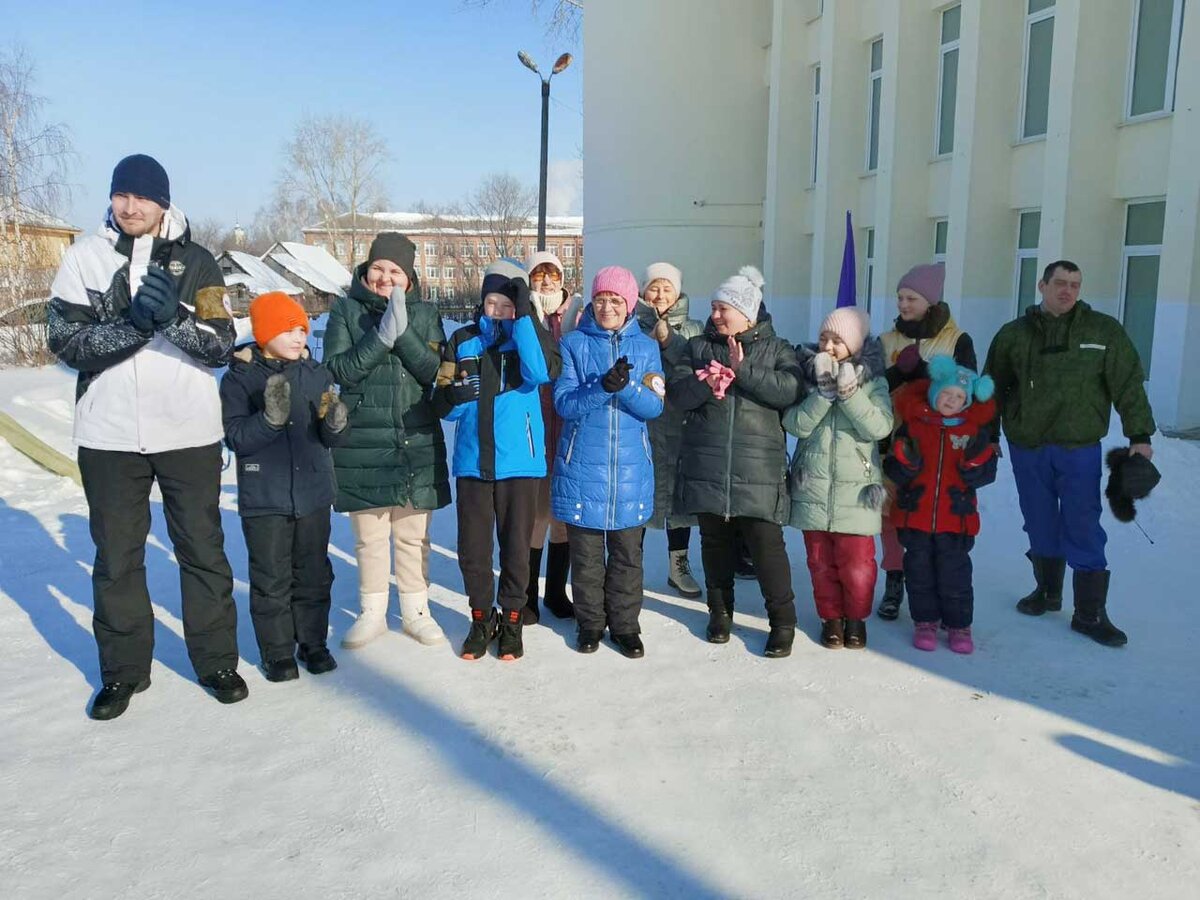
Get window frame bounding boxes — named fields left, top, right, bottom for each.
left=933, top=218, right=949, bottom=264
left=935, top=4, right=961, bottom=158
left=866, top=38, right=884, bottom=173
left=1117, top=198, right=1166, bottom=371
left=812, top=63, right=823, bottom=184
left=1124, top=0, right=1185, bottom=121
left=1012, top=208, right=1042, bottom=316
left=1018, top=0, right=1056, bottom=142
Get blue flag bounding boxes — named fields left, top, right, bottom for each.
left=836, top=210, right=856, bottom=308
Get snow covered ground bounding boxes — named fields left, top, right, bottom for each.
left=0, top=364, right=1197, bottom=900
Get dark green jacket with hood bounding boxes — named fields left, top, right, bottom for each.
left=322, top=266, right=451, bottom=512
left=984, top=301, right=1155, bottom=450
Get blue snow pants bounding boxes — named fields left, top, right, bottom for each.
left=1007, top=442, right=1107, bottom=572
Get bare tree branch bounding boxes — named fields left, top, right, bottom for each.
left=275, top=114, right=389, bottom=267
left=461, top=0, right=582, bottom=44
left=0, top=43, right=75, bottom=363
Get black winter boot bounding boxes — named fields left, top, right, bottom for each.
left=820, top=618, right=845, bottom=648
left=89, top=678, right=150, bottom=720
left=1016, top=553, right=1066, bottom=615
left=610, top=632, right=645, bottom=659
left=497, top=609, right=525, bottom=661
left=705, top=589, right=734, bottom=643
left=523, top=546, right=543, bottom=625
left=576, top=628, right=603, bottom=654
left=262, top=658, right=300, bottom=682
left=199, top=669, right=249, bottom=704
left=764, top=625, right=795, bottom=658
left=542, top=541, right=575, bottom=619
left=1070, top=570, right=1127, bottom=647
left=843, top=619, right=867, bottom=649
left=461, top=608, right=498, bottom=660
left=298, top=644, right=338, bottom=675
left=877, top=571, right=904, bottom=620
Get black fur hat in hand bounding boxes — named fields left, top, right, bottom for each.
left=1104, top=447, right=1161, bottom=523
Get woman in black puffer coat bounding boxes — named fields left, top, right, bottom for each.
left=667, top=266, right=803, bottom=659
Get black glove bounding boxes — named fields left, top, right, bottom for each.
left=601, top=356, right=631, bottom=393
left=447, top=371, right=481, bottom=405
left=959, top=455, right=997, bottom=489
left=133, top=266, right=180, bottom=330
left=884, top=434, right=922, bottom=486
left=512, top=279, right=533, bottom=319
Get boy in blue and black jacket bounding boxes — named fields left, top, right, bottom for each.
left=432, top=260, right=562, bottom=662
left=220, top=292, right=349, bottom=682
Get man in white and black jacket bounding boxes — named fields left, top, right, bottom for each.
left=48, top=154, right=248, bottom=719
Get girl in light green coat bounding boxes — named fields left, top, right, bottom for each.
left=783, top=307, right=893, bottom=651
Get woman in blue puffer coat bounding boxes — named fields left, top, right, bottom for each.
left=552, top=266, right=665, bottom=658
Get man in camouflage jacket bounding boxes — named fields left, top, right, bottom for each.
left=984, top=260, right=1155, bottom=647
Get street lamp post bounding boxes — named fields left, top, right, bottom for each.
left=518, top=50, right=573, bottom=252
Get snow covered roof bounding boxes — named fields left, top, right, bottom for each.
left=301, top=211, right=583, bottom=238
left=1, top=204, right=80, bottom=233
left=266, top=248, right=347, bottom=297
left=272, top=242, right=351, bottom=291
left=219, top=251, right=303, bottom=297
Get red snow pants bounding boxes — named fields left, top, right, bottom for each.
left=803, top=531, right=878, bottom=621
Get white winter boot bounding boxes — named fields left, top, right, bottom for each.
left=341, top=591, right=390, bottom=649
left=667, top=549, right=703, bottom=599
left=399, top=592, right=447, bottom=645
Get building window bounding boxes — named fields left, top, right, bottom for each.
left=460, top=242, right=470, bottom=256
left=1120, top=199, right=1165, bottom=373
left=565, top=266, right=577, bottom=281
left=811, top=64, right=822, bottom=183
left=545, top=244, right=558, bottom=255
left=444, top=287, right=456, bottom=301
left=426, top=266, right=437, bottom=280
left=477, top=243, right=489, bottom=257
left=511, top=243, right=525, bottom=259
left=933, top=219, right=949, bottom=264
left=441, top=244, right=454, bottom=257
left=866, top=39, right=883, bottom=172
left=562, top=244, right=575, bottom=259
left=1127, top=0, right=1185, bottom=118
left=865, top=227, right=876, bottom=312
left=429, top=286, right=439, bottom=301
left=1020, top=0, right=1055, bottom=140
left=443, top=266, right=455, bottom=280
left=424, top=243, right=436, bottom=257
left=936, top=5, right=961, bottom=157
left=334, top=241, right=346, bottom=259
left=1014, top=210, right=1041, bottom=314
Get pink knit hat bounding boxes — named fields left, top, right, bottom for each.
left=896, top=263, right=945, bottom=305
left=591, top=265, right=639, bottom=314
left=819, top=307, right=871, bottom=357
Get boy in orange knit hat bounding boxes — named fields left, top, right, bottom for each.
left=220, top=292, right=350, bottom=681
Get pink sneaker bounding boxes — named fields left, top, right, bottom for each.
left=913, top=621, right=939, bottom=652
left=947, top=627, right=974, bottom=654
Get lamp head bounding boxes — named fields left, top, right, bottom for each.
left=552, top=52, right=573, bottom=74
left=518, top=50, right=540, bottom=74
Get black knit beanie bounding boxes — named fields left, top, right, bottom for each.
left=110, top=154, right=170, bottom=209
left=366, top=232, right=416, bottom=285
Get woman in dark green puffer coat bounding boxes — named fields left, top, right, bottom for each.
left=322, top=232, right=450, bottom=651
left=635, top=262, right=704, bottom=599
left=667, top=265, right=802, bottom=659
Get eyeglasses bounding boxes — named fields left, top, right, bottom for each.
left=592, top=297, right=626, bottom=310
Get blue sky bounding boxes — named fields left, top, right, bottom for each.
left=6, top=0, right=583, bottom=230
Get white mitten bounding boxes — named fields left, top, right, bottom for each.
left=814, top=352, right=838, bottom=400
left=836, top=361, right=862, bottom=400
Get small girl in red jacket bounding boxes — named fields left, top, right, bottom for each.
left=884, top=355, right=996, bottom=654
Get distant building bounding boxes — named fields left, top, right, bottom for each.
left=585, top=0, right=1200, bottom=432
left=1, top=207, right=82, bottom=303
left=216, top=250, right=306, bottom=314
left=303, top=212, right=584, bottom=320
left=260, top=241, right=352, bottom=314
